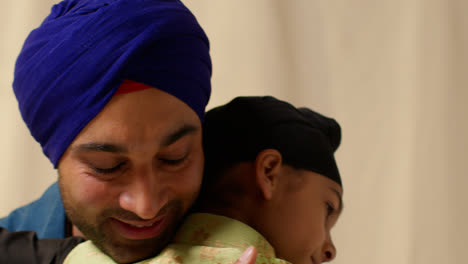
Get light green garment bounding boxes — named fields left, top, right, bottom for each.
left=64, top=213, right=290, bottom=264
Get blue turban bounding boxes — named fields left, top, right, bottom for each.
left=13, top=0, right=212, bottom=167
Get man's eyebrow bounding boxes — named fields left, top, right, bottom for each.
left=73, top=143, right=128, bottom=154
left=72, top=125, right=198, bottom=154
left=161, top=124, right=199, bottom=147
left=330, top=187, right=344, bottom=215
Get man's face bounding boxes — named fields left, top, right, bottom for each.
left=259, top=167, right=343, bottom=264
left=57, top=88, right=204, bottom=263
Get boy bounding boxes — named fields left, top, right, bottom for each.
left=65, top=96, right=344, bottom=264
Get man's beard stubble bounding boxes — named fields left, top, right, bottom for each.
left=62, top=189, right=185, bottom=263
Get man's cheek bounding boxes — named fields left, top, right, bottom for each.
left=73, top=174, right=115, bottom=206
left=181, top=174, right=202, bottom=199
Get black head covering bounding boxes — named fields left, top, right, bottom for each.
left=203, top=96, right=342, bottom=186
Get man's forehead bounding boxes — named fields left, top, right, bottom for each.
left=81, top=88, right=199, bottom=130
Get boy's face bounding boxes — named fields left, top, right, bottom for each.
left=57, top=88, right=204, bottom=263
left=259, top=167, right=343, bottom=264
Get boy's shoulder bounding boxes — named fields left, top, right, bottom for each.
left=64, top=240, right=290, bottom=264
left=64, top=213, right=291, bottom=264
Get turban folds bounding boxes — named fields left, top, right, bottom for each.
left=13, top=0, right=212, bottom=167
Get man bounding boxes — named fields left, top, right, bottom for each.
left=0, top=0, right=247, bottom=263
left=1, top=96, right=342, bottom=264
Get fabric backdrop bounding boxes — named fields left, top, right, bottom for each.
left=0, top=1, right=466, bottom=263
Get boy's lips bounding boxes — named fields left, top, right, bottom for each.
left=110, top=215, right=168, bottom=240
left=310, top=256, right=318, bottom=264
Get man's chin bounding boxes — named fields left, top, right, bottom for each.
left=66, top=197, right=187, bottom=263
left=100, top=206, right=186, bottom=262
left=103, top=240, right=168, bottom=264
left=97, top=220, right=177, bottom=263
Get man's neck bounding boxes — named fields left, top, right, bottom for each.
left=72, top=225, right=86, bottom=238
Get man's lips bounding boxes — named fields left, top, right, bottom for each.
left=110, top=215, right=168, bottom=240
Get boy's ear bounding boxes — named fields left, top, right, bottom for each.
left=254, top=149, right=283, bottom=200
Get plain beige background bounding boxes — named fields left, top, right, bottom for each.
left=1, top=1, right=467, bottom=263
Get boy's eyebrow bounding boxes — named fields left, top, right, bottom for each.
left=330, top=187, right=344, bottom=215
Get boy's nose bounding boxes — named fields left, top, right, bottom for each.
left=321, top=236, right=336, bottom=262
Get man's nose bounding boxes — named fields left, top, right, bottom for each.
left=118, top=168, right=166, bottom=220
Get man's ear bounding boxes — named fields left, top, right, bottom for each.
left=254, top=149, right=283, bottom=200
